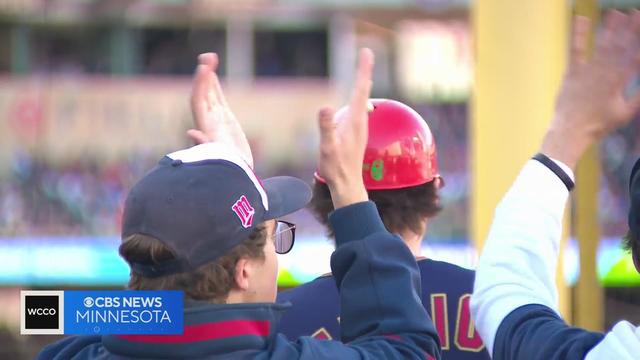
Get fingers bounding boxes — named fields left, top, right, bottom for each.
left=195, top=52, right=227, bottom=108
left=626, top=10, right=640, bottom=70
left=348, top=48, right=375, bottom=116
left=197, top=53, right=228, bottom=107
left=190, top=64, right=212, bottom=127
left=190, top=52, right=228, bottom=135
left=345, top=48, right=374, bottom=141
left=211, top=72, right=229, bottom=107
left=317, top=106, right=337, bottom=155
left=191, top=64, right=209, bottom=103
left=602, top=9, right=628, bottom=39
left=592, top=10, right=640, bottom=93
left=198, top=53, right=218, bottom=69
left=570, top=16, right=591, bottom=67
left=605, top=9, right=628, bottom=29
left=613, top=14, right=635, bottom=62
left=632, top=9, right=640, bottom=33
left=595, top=10, right=628, bottom=63
left=603, top=11, right=640, bottom=88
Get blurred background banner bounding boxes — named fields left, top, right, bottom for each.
left=0, top=0, right=639, bottom=358
left=0, top=77, right=335, bottom=164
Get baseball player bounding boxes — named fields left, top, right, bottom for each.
left=275, top=99, right=490, bottom=360
left=40, top=49, right=443, bottom=359
left=471, top=10, right=640, bottom=359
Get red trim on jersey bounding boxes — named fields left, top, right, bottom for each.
left=384, top=334, right=402, bottom=341
left=117, top=320, right=270, bottom=344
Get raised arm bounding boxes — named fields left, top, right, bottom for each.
left=471, top=10, right=640, bottom=360
left=269, top=48, right=441, bottom=359
left=320, top=48, right=440, bottom=355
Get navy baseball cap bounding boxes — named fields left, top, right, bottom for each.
left=120, top=143, right=311, bottom=277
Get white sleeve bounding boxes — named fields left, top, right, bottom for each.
left=585, top=321, right=640, bottom=359
left=470, top=159, right=572, bottom=356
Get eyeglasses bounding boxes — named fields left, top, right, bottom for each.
left=273, top=220, right=296, bottom=254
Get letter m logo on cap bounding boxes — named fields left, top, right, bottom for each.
left=232, top=195, right=255, bottom=228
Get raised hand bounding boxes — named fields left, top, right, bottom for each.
left=317, top=48, right=374, bottom=209
left=188, top=53, right=254, bottom=168
left=542, top=10, right=640, bottom=169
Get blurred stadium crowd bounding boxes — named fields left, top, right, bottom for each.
left=2, top=104, right=639, bottom=241
left=3, top=106, right=640, bottom=241
left=0, top=104, right=472, bottom=241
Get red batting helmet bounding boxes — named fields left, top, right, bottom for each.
left=315, top=98, right=441, bottom=190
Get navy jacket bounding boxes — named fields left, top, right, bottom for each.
left=278, top=258, right=489, bottom=360
left=39, top=202, right=441, bottom=359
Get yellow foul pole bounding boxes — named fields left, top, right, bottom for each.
left=573, top=0, right=603, bottom=332
left=472, top=1, right=571, bottom=317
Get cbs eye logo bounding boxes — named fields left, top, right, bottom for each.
left=21, top=291, right=64, bottom=335
left=84, top=297, right=94, bottom=307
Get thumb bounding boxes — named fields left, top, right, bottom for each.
left=187, top=129, right=211, bottom=145
left=317, top=106, right=337, bottom=150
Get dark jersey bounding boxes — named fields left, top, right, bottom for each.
left=277, top=258, right=490, bottom=360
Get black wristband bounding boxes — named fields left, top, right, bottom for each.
left=532, top=153, right=575, bottom=192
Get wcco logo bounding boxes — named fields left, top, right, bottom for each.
left=21, top=291, right=64, bottom=334
left=27, top=307, right=57, bottom=316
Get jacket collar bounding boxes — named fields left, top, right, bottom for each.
left=102, top=301, right=290, bottom=358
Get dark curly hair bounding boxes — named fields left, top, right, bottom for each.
left=310, top=180, right=442, bottom=238
left=623, top=230, right=640, bottom=270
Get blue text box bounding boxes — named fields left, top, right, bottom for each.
left=64, top=290, right=183, bottom=335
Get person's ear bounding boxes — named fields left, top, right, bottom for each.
left=233, top=258, right=251, bottom=291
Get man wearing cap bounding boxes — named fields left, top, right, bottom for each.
left=39, top=49, right=442, bottom=359
left=470, top=11, right=640, bottom=359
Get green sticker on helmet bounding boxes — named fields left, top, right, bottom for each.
left=371, top=159, right=384, bottom=181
